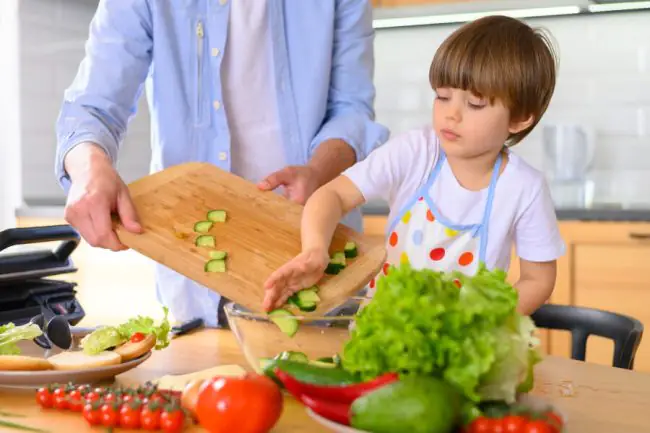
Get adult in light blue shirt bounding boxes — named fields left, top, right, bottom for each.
left=55, top=0, right=389, bottom=327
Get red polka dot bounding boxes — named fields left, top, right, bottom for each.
left=426, top=210, right=435, bottom=222
left=459, top=252, right=474, bottom=266
left=383, top=263, right=390, bottom=275
left=369, top=278, right=376, bottom=289
left=389, top=232, right=398, bottom=247
left=453, top=279, right=461, bottom=288
left=429, top=248, right=446, bottom=261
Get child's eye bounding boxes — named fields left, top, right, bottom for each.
left=468, top=101, right=486, bottom=109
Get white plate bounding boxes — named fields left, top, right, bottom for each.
left=306, top=408, right=370, bottom=433
left=0, top=351, right=151, bottom=390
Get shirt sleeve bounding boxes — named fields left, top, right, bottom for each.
left=308, top=0, right=389, bottom=162
left=342, top=130, right=419, bottom=204
left=54, top=0, right=153, bottom=194
left=514, top=178, right=566, bottom=262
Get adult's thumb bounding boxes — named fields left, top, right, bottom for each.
left=257, top=168, right=291, bottom=191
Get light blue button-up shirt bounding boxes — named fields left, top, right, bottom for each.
left=54, top=0, right=389, bottom=327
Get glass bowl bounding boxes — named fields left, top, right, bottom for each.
left=223, top=297, right=367, bottom=372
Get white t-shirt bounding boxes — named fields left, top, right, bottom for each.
left=343, top=125, right=566, bottom=271
left=221, top=0, right=286, bottom=184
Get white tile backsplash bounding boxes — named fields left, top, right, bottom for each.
left=15, top=1, right=650, bottom=205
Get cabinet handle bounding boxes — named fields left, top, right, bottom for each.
left=629, top=232, right=650, bottom=240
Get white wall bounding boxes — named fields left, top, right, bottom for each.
left=15, top=3, right=650, bottom=209
left=0, top=0, right=22, bottom=229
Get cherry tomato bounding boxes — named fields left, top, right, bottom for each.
left=84, top=391, right=102, bottom=403
left=52, top=391, right=68, bottom=410
left=100, top=403, right=119, bottom=427
left=141, top=404, right=162, bottom=430
left=544, top=411, right=563, bottom=432
left=196, top=373, right=283, bottom=433
left=502, top=415, right=528, bottom=433
left=523, top=420, right=554, bottom=433
left=35, top=387, right=53, bottom=408
left=119, top=404, right=141, bottom=429
left=82, top=403, right=102, bottom=426
left=131, top=332, right=146, bottom=343
left=469, top=417, right=504, bottom=433
left=161, top=408, right=185, bottom=433
left=67, top=389, right=85, bottom=412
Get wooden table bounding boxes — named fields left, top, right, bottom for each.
left=1, top=329, right=649, bottom=433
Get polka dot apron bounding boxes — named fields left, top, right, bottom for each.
left=368, top=150, right=502, bottom=295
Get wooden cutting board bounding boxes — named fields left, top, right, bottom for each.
left=113, top=162, right=387, bottom=315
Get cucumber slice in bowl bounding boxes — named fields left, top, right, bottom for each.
left=268, top=309, right=299, bottom=337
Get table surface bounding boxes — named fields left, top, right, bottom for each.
left=1, top=329, right=649, bottom=433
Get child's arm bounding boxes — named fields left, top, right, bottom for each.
left=262, top=175, right=366, bottom=311
left=514, top=259, right=557, bottom=315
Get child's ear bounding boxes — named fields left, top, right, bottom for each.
left=509, top=114, right=535, bottom=134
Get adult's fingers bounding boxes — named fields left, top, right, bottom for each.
left=116, top=188, right=142, bottom=233
left=257, top=167, right=293, bottom=191
left=88, top=197, right=125, bottom=251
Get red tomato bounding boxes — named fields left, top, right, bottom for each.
left=141, top=405, right=162, bottom=430
left=82, top=403, right=102, bottom=426
left=85, top=391, right=101, bottom=403
left=53, top=393, right=68, bottom=410
left=67, top=389, right=85, bottom=412
left=469, top=417, right=504, bottom=433
left=502, top=415, right=528, bottom=433
left=196, top=373, right=283, bottom=433
left=100, top=403, right=119, bottom=427
left=131, top=332, right=146, bottom=343
left=35, top=387, right=53, bottom=408
left=523, top=420, right=554, bottom=433
left=119, top=404, right=141, bottom=429
left=161, top=408, right=185, bottom=432
left=544, top=411, right=563, bottom=432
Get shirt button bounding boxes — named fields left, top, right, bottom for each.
left=211, top=48, right=220, bottom=57
left=219, top=0, right=227, bottom=5
left=218, top=152, right=228, bottom=161
left=213, top=100, right=221, bottom=110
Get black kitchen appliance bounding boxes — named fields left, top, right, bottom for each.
left=0, top=224, right=85, bottom=327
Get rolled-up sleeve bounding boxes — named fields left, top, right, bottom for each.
left=309, top=0, right=389, bottom=162
left=54, top=0, right=153, bottom=193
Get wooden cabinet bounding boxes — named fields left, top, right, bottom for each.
left=362, top=215, right=650, bottom=372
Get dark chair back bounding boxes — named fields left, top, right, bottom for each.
left=531, top=304, right=644, bottom=370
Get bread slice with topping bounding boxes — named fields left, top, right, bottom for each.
left=114, top=333, right=156, bottom=362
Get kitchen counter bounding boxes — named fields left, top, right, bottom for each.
left=0, top=329, right=649, bottom=432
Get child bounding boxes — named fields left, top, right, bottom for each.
left=262, top=15, right=565, bottom=316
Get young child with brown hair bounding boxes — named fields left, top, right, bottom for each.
left=262, top=15, right=565, bottom=315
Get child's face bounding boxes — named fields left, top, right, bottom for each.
left=432, top=87, right=532, bottom=159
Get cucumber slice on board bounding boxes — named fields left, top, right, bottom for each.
left=344, top=241, right=358, bottom=258
left=193, top=221, right=213, bottom=233
left=195, top=235, right=216, bottom=248
left=207, top=209, right=227, bottom=222
left=204, top=259, right=226, bottom=273
left=209, top=250, right=227, bottom=260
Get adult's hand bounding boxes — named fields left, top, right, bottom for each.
left=257, top=165, right=322, bottom=205
left=63, top=143, right=142, bottom=251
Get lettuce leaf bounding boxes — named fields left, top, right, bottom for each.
left=342, top=263, right=540, bottom=404
left=81, top=306, right=171, bottom=355
left=0, top=322, right=43, bottom=355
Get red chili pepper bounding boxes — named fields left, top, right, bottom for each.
left=274, top=368, right=399, bottom=404
left=299, top=394, right=351, bottom=426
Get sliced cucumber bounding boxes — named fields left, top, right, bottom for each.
left=209, top=250, right=227, bottom=260
left=344, top=241, right=358, bottom=258
left=207, top=209, right=227, bottom=223
left=287, top=288, right=321, bottom=312
left=195, top=234, right=216, bottom=248
left=277, top=351, right=309, bottom=363
left=332, top=251, right=347, bottom=266
left=325, top=262, right=344, bottom=275
left=204, top=259, right=226, bottom=273
left=193, top=220, right=213, bottom=233
left=268, top=309, right=299, bottom=337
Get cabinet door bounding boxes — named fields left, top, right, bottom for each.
left=574, top=244, right=650, bottom=372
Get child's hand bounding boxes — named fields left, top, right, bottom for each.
left=262, top=248, right=330, bottom=311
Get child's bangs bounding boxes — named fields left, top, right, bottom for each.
left=429, top=32, right=514, bottom=107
